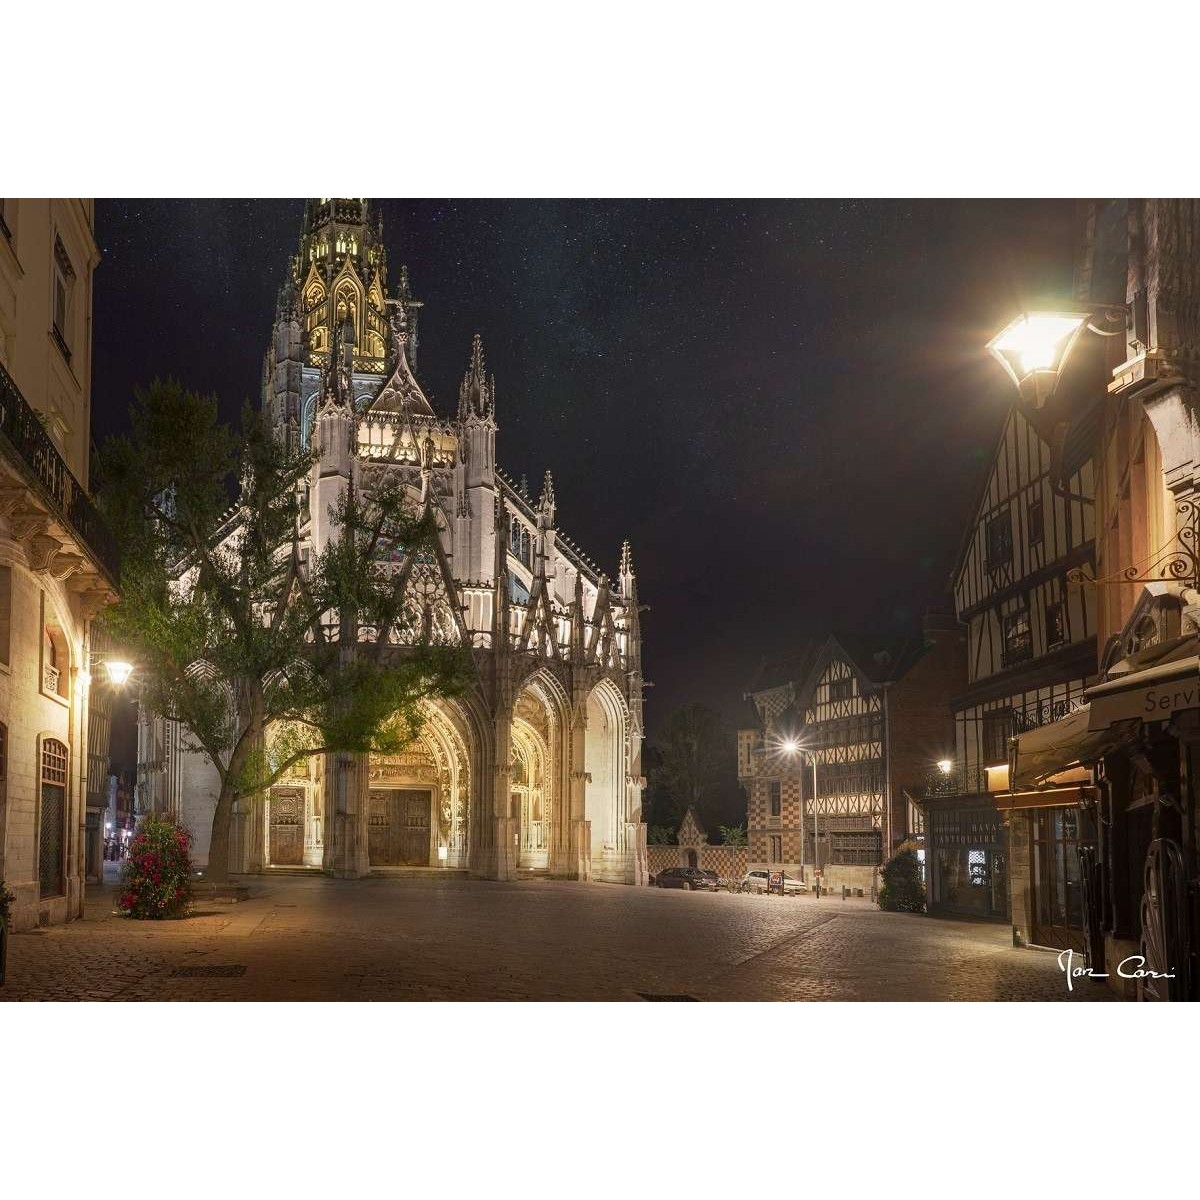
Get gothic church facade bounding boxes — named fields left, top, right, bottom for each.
left=138, top=199, right=648, bottom=884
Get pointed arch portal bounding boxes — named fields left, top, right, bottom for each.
left=584, top=677, right=629, bottom=879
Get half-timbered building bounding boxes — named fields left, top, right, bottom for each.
left=137, top=199, right=648, bottom=885
left=928, top=403, right=1098, bottom=938
left=1004, top=199, right=1200, bottom=1000
left=740, top=618, right=963, bottom=892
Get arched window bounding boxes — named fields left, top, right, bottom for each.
left=39, top=737, right=68, bottom=897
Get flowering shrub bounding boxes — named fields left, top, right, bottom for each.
left=118, top=815, right=193, bottom=919
left=877, top=848, right=926, bottom=914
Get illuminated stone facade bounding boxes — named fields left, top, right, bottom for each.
left=139, top=199, right=647, bottom=884
left=0, top=199, right=118, bottom=930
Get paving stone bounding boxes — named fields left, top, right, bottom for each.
left=0, top=876, right=1111, bottom=1002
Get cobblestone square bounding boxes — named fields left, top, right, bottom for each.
left=0, top=874, right=1116, bottom=1002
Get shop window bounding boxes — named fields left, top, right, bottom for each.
left=768, top=780, right=781, bottom=817
left=1031, top=806, right=1095, bottom=951
left=1002, top=608, right=1032, bottom=667
left=39, top=737, right=68, bottom=897
left=986, top=511, right=1012, bottom=572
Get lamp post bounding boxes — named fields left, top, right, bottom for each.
left=782, top=738, right=819, bottom=889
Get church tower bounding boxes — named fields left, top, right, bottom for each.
left=262, top=199, right=423, bottom=456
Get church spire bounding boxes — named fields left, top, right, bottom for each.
left=538, top=469, right=556, bottom=520
left=458, top=333, right=495, bottom=422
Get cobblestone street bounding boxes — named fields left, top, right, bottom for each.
left=0, top=875, right=1114, bottom=1001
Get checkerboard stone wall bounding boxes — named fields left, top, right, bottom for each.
left=647, top=844, right=748, bottom=883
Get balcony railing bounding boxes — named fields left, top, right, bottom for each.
left=0, top=359, right=119, bottom=583
left=1011, top=697, right=1086, bottom=734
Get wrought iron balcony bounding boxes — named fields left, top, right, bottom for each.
left=924, top=765, right=991, bottom=800
left=0, top=359, right=119, bottom=584
left=1011, top=697, right=1085, bottom=734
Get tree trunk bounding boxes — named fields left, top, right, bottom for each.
left=204, top=772, right=241, bottom=883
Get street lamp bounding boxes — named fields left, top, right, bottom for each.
left=986, top=311, right=1089, bottom=408
left=936, top=759, right=953, bottom=776
left=87, top=654, right=136, bottom=688
left=104, top=660, right=135, bottom=687
left=986, top=307, right=1126, bottom=409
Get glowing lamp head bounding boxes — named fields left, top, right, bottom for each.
left=781, top=738, right=800, bottom=756
left=104, top=660, right=134, bottom=687
left=937, top=759, right=953, bottom=775
left=986, top=311, right=1089, bottom=407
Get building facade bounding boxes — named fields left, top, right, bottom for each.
left=0, top=198, right=119, bottom=929
left=739, top=620, right=964, bottom=892
left=1003, top=199, right=1200, bottom=1000
left=927, top=404, right=1099, bottom=937
left=139, top=199, right=648, bottom=884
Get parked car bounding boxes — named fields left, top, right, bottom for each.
left=654, top=867, right=720, bottom=891
left=739, top=869, right=808, bottom=895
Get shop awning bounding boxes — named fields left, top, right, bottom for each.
left=994, top=784, right=1097, bottom=811
left=1009, top=704, right=1138, bottom=790
left=1085, top=655, right=1199, bottom=731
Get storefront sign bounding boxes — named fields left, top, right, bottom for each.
left=1089, top=678, right=1199, bottom=731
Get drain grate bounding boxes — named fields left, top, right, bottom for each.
left=637, top=992, right=698, bottom=1002
left=171, top=964, right=247, bottom=978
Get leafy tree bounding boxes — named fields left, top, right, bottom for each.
left=99, top=380, right=471, bottom=882
left=647, top=825, right=676, bottom=845
left=718, top=823, right=748, bottom=847
left=650, top=703, right=739, bottom=828
left=877, top=848, right=926, bottom=913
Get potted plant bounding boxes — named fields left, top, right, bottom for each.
left=0, top=879, right=15, bottom=987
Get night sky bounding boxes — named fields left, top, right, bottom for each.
left=92, top=199, right=1078, bottom=746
